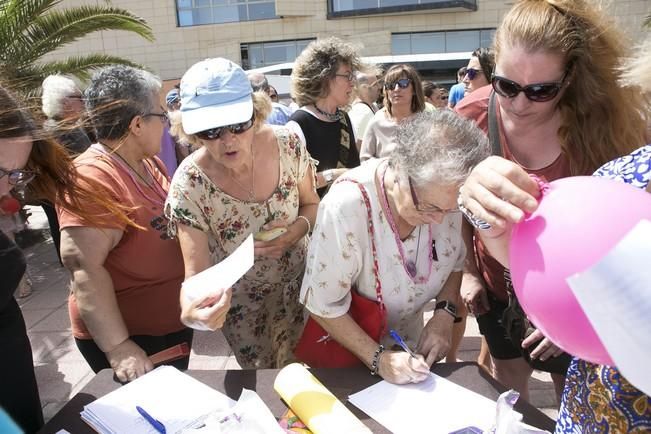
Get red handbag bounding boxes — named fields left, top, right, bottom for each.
left=294, top=180, right=386, bottom=368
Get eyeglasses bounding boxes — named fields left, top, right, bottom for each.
left=491, top=70, right=569, bottom=102
left=465, top=68, right=483, bottom=81
left=384, top=78, right=411, bottom=91
left=0, top=167, right=36, bottom=187
left=144, top=110, right=169, bottom=123
left=408, top=177, right=460, bottom=215
left=335, top=72, right=356, bottom=82
left=195, top=115, right=255, bottom=140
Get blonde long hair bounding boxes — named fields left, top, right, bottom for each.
left=495, top=0, right=647, bottom=175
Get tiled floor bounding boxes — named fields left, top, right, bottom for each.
left=18, top=206, right=558, bottom=424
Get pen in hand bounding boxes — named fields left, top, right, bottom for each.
left=136, top=405, right=166, bottom=434
left=389, top=329, right=418, bottom=358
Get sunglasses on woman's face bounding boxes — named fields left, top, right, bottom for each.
left=195, top=115, right=255, bottom=140
left=491, top=70, right=569, bottom=102
left=465, top=68, right=483, bottom=81
left=384, top=78, right=411, bottom=91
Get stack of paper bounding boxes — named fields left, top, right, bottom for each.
left=81, top=366, right=235, bottom=434
left=349, top=373, right=500, bottom=434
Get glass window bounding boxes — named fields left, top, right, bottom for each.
left=176, top=0, right=276, bottom=26
left=241, top=38, right=315, bottom=69
left=331, top=0, right=469, bottom=13
left=391, top=29, right=495, bottom=55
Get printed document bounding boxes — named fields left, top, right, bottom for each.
left=567, top=219, right=651, bottom=395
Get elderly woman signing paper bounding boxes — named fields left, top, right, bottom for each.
left=300, top=110, right=489, bottom=384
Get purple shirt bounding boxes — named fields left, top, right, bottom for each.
left=157, top=126, right=178, bottom=176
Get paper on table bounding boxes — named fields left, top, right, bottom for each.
left=348, top=373, right=498, bottom=434
left=81, top=366, right=236, bottom=434
left=274, top=363, right=370, bottom=434
left=182, top=234, right=254, bottom=302
left=181, top=389, right=284, bottom=433
left=567, top=219, right=651, bottom=396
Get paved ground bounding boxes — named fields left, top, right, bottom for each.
left=18, top=205, right=558, bottom=424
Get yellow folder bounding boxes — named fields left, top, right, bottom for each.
left=274, top=363, right=371, bottom=434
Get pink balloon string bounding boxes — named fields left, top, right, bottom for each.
left=529, top=174, right=550, bottom=197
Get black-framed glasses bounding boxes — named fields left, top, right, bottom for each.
left=195, top=114, right=255, bottom=141
left=144, top=109, right=169, bottom=123
left=491, top=70, right=570, bottom=102
left=385, top=78, right=411, bottom=91
left=0, top=167, right=36, bottom=187
left=335, top=72, right=356, bottom=82
left=465, top=68, right=483, bottom=81
left=408, top=176, right=460, bottom=215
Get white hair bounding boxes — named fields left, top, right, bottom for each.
left=41, top=75, right=80, bottom=119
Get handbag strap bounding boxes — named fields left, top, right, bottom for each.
left=337, top=178, right=385, bottom=312
left=488, top=91, right=503, bottom=157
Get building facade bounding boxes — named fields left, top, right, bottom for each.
left=50, top=0, right=648, bottom=82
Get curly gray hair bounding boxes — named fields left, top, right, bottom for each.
left=290, top=37, right=363, bottom=107
left=41, top=75, right=80, bottom=119
left=390, top=110, right=490, bottom=187
left=84, top=65, right=161, bottom=141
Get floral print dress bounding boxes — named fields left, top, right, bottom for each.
left=555, top=144, right=651, bottom=433
left=300, top=158, right=466, bottom=349
left=165, top=127, right=314, bottom=369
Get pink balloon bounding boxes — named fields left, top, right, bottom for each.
left=509, top=176, right=651, bottom=366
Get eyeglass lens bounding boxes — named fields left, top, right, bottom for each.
left=196, top=116, right=254, bottom=140
left=492, top=76, right=563, bottom=102
left=385, top=78, right=411, bottom=90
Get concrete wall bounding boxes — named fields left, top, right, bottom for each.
left=47, top=0, right=649, bottom=81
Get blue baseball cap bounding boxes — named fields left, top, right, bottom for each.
left=179, top=58, right=253, bottom=135
left=165, top=88, right=180, bottom=107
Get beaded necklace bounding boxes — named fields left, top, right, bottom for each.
left=314, top=104, right=342, bottom=122
left=378, top=162, right=433, bottom=284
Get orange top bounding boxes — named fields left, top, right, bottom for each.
left=58, top=146, right=185, bottom=339
left=456, top=86, right=571, bottom=302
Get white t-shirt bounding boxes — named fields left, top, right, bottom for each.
left=360, top=108, right=406, bottom=162
left=348, top=101, right=375, bottom=144
left=300, top=158, right=466, bottom=347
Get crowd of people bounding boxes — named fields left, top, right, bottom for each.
left=1, top=0, right=650, bottom=432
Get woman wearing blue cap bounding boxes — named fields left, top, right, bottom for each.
left=166, top=58, right=319, bottom=368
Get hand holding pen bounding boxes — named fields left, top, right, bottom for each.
left=376, top=330, right=431, bottom=385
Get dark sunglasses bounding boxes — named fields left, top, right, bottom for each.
left=408, top=176, right=460, bottom=215
left=465, top=68, right=483, bottom=81
left=384, top=78, right=411, bottom=90
left=491, top=70, right=569, bottom=102
left=0, top=167, right=36, bottom=187
left=195, top=115, right=255, bottom=140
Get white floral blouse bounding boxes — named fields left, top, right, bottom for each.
left=300, top=158, right=465, bottom=348
left=165, top=126, right=314, bottom=368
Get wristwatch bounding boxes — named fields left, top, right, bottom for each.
left=323, top=170, right=334, bottom=184
left=435, top=300, right=460, bottom=322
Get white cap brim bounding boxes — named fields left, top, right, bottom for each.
left=181, top=95, right=253, bottom=135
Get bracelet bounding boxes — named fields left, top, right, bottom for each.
left=457, top=190, right=491, bottom=230
left=296, top=215, right=311, bottom=235
left=370, top=344, right=385, bottom=376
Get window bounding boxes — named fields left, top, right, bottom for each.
left=392, top=29, right=496, bottom=55
left=330, top=0, right=476, bottom=16
left=241, top=39, right=314, bottom=69
left=176, top=0, right=276, bottom=27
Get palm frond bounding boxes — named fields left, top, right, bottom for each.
left=15, top=5, right=153, bottom=66
left=0, top=0, right=58, bottom=57
left=4, top=54, right=147, bottom=95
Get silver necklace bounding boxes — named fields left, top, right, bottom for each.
left=230, top=150, right=255, bottom=201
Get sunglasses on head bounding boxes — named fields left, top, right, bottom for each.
left=465, top=68, right=483, bottom=81
left=491, top=70, right=569, bottom=102
left=384, top=78, right=411, bottom=90
left=195, top=115, right=255, bottom=140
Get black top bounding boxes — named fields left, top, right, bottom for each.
left=44, top=119, right=92, bottom=155
left=0, top=230, right=25, bottom=309
left=290, top=109, right=360, bottom=171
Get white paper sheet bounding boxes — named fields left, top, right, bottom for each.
left=348, top=373, right=498, bottom=434
left=80, top=366, right=236, bottom=434
left=567, top=219, right=651, bottom=396
left=182, top=234, right=254, bottom=302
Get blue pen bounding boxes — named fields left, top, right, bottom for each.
left=136, top=405, right=166, bottom=434
left=389, top=329, right=417, bottom=358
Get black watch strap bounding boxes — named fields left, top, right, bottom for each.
left=435, top=300, right=461, bottom=323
